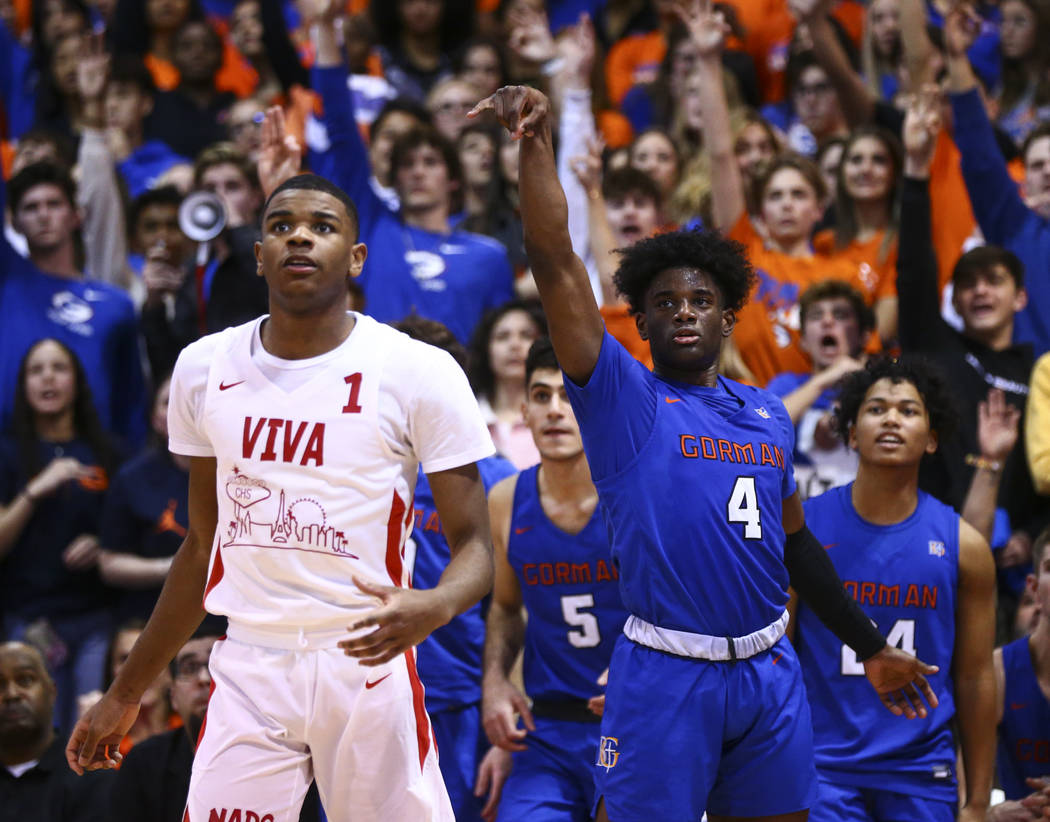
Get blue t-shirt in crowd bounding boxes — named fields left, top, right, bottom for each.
left=563, top=333, right=797, bottom=637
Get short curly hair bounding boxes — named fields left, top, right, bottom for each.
left=834, top=355, right=958, bottom=445
left=613, top=228, right=756, bottom=315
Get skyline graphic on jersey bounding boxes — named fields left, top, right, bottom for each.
left=222, top=467, right=359, bottom=558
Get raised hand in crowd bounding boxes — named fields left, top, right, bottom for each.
left=977, top=388, right=1022, bottom=470
left=943, top=2, right=983, bottom=58
left=142, top=241, right=187, bottom=307
left=788, top=0, right=832, bottom=23
left=569, top=135, right=604, bottom=197
left=672, top=0, right=731, bottom=60
left=257, top=106, right=302, bottom=199
left=557, top=12, right=596, bottom=91
left=296, top=0, right=342, bottom=27
left=902, top=85, right=943, bottom=178
left=506, top=4, right=558, bottom=67
left=77, top=32, right=110, bottom=129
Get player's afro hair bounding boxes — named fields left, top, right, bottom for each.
left=833, top=355, right=959, bottom=445
left=612, top=229, right=756, bottom=316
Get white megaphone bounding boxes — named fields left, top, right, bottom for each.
left=178, top=190, right=227, bottom=242
left=179, top=191, right=228, bottom=333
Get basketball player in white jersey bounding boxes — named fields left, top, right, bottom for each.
left=65, top=173, right=496, bottom=822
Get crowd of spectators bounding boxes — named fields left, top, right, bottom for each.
left=0, top=0, right=1048, bottom=818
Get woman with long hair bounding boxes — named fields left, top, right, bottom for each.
left=860, top=0, right=903, bottom=102
left=996, top=0, right=1050, bottom=143
left=814, top=126, right=902, bottom=342
left=469, top=299, right=547, bottom=469
left=0, top=339, right=120, bottom=733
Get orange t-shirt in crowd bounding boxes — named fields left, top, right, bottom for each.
left=601, top=303, right=653, bottom=369
left=144, top=38, right=258, bottom=98
left=813, top=227, right=899, bottom=302
left=928, top=129, right=981, bottom=293
left=605, top=31, right=666, bottom=107
left=729, top=215, right=870, bottom=386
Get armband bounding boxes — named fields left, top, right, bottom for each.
left=784, top=526, right=886, bottom=662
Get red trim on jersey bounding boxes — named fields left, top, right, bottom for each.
left=402, top=500, right=414, bottom=587
left=182, top=809, right=190, bottom=822
left=203, top=544, right=225, bottom=600
left=385, top=491, right=406, bottom=586
left=194, top=678, right=218, bottom=751
left=404, top=650, right=430, bottom=771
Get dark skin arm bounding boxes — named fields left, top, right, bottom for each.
left=469, top=87, right=605, bottom=386
left=66, top=456, right=217, bottom=773
left=782, top=492, right=941, bottom=719
left=339, top=463, right=493, bottom=665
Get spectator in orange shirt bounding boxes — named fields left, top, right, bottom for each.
left=687, top=0, right=868, bottom=385
left=814, top=125, right=902, bottom=341
left=227, top=0, right=310, bottom=106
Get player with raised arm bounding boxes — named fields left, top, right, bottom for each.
left=790, top=357, right=997, bottom=822
left=65, top=173, right=496, bottom=822
left=482, top=337, right=626, bottom=821
left=470, top=66, right=939, bottom=822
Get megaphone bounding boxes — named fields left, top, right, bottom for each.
left=178, top=190, right=227, bottom=243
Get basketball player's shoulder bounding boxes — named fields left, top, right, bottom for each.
left=368, top=316, right=465, bottom=382
left=174, top=319, right=253, bottom=374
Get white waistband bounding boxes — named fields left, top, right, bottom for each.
left=226, top=622, right=351, bottom=651
left=623, top=611, right=789, bottom=661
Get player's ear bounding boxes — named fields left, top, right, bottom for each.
left=925, top=426, right=938, bottom=455
left=847, top=422, right=858, bottom=451
left=634, top=311, right=649, bottom=341
left=254, top=240, right=263, bottom=278
left=721, top=308, right=736, bottom=337
left=349, top=242, right=367, bottom=279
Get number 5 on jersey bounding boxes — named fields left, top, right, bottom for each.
left=561, top=594, right=601, bottom=648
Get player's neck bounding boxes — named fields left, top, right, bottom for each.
left=850, top=467, right=920, bottom=525
left=538, top=454, right=596, bottom=505
left=653, top=358, right=720, bottom=387
left=259, top=309, right=355, bottom=360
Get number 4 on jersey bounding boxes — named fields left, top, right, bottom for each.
left=841, top=618, right=916, bottom=675
left=727, top=476, right=762, bottom=539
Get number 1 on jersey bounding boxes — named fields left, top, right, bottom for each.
left=727, top=476, right=762, bottom=539
left=343, top=373, right=363, bottom=413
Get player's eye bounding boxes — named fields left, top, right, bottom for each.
left=314, top=222, right=334, bottom=233
left=271, top=221, right=290, bottom=232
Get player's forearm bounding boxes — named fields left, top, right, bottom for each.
left=808, top=15, right=875, bottom=126
left=584, top=192, right=621, bottom=304
left=695, top=55, right=745, bottom=231
left=961, top=468, right=1004, bottom=547
left=98, top=551, right=173, bottom=589
left=955, top=670, right=997, bottom=812
left=520, top=122, right=577, bottom=277
left=482, top=602, right=526, bottom=682
left=0, top=493, right=36, bottom=558
left=899, top=0, right=935, bottom=94
left=432, top=535, right=493, bottom=625
left=108, top=532, right=210, bottom=702
left=781, top=377, right=830, bottom=425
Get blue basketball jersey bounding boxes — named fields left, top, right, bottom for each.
left=507, top=465, right=627, bottom=701
left=413, top=456, right=516, bottom=712
left=998, top=636, right=1050, bottom=799
left=563, top=333, right=796, bottom=637
left=797, top=485, right=960, bottom=800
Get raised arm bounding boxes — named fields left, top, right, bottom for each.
left=677, top=0, right=746, bottom=232
left=790, top=0, right=876, bottom=126
left=469, top=88, right=604, bottom=385
left=67, top=456, right=218, bottom=773
left=953, top=519, right=997, bottom=822
left=961, top=389, right=1020, bottom=545
left=480, top=475, right=534, bottom=752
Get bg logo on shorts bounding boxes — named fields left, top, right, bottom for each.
left=597, top=736, right=620, bottom=771
left=207, top=809, right=275, bottom=822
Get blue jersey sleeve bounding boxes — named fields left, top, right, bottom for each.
left=563, top=332, right=657, bottom=482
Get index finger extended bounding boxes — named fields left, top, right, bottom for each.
left=467, top=95, right=497, bottom=119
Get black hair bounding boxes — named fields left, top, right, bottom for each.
left=603, top=166, right=663, bottom=207
left=452, top=35, right=509, bottom=88
left=11, top=338, right=118, bottom=483
left=833, top=355, right=958, bottom=445
left=525, top=337, right=559, bottom=387
left=8, top=160, right=77, bottom=213
left=103, top=618, right=147, bottom=690
left=389, top=126, right=463, bottom=189
left=392, top=314, right=469, bottom=372
left=799, top=279, right=875, bottom=336
left=15, top=126, right=78, bottom=169
left=468, top=298, right=548, bottom=400
left=168, top=616, right=228, bottom=678
left=373, top=97, right=433, bottom=138
left=613, top=228, right=756, bottom=315
left=262, top=174, right=360, bottom=237
left=370, top=0, right=475, bottom=58
left=108, top=54, right=157, bottom=96
left=109, top=0, right=205, bottom=57
left=128, top=184, right=184, bottom=238
left=233, top=0, right=310, bottom=92
left=951, top=245, right=1025, bottom=290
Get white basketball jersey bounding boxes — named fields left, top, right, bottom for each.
left=168, top=313, right=494, bottom=647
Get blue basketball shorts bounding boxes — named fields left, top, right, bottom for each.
left=497, top=716, right=600, bottom=822
left=429, top=702, right=490, bottom=822
left=810, top=776, right=956, bottom=822
left=593, top=634, right=817, bottom=820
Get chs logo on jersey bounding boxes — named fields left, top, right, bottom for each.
left=597, top=736, right=620, bottom=771
left=928, top=540, right=946, bottom=557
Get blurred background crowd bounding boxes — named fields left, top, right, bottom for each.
left=0, top=0, right=1048, bottom=817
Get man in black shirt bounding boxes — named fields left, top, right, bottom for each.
left=0, top=642, right=111, bottom=822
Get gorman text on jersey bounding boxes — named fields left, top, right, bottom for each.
left=678, top=434, right=785, bottom=469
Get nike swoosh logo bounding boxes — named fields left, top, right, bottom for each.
left=514, top=526, right=532, bottom=535
left=771, top=653, right=783, bottom=665
left=1010, top=702, right=1028, bottom=710
left=365, top=673, right=392, bottom=690
left=665, top=397, right=681, bottom=404
left=219, top=380, right=245, bottom=391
